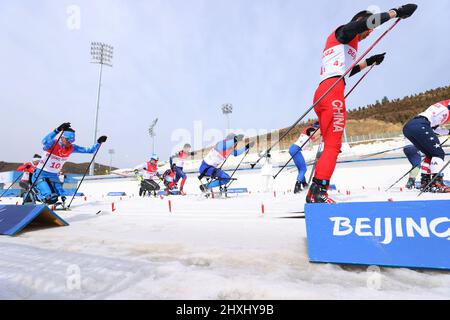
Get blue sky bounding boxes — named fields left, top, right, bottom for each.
left=1, top=0, right=449, bottom=168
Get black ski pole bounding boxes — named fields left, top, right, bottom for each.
left=272, top=129, right=319, bottom=180
left=22, top=130, right=65, bottom=205
left=307, top=137, right=324, bottom=185
left=225, top=148, right=251, bottom=189
left=250, top=19, right=401, bottom=169
left=67, top=143, right=103, bottom=208
left=272, top=64, right=378, bottom=180
left=0, top=173, right=23, bottom=199
left=385, top=165, right=419, bottom=192
left=360, top=146, right=405, bottom=160
left=387, top=137, right=450, bottom=192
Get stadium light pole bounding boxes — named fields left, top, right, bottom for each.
left=108, top=148, right=115, bottom=173
left=89, top=42, right=113, bottom=175
left=148, top=118, right=158, bottom=154
left=221, top=103, right=233, bottom=134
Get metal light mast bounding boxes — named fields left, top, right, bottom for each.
left=89, top=42, right=113, bottom=175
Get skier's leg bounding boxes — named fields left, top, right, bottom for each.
left=53, top=181, right=66, bottom=203
left=206, top=170, right=230, bottom=189
left=290, top=144, right=307, bottom=193
left=404, top=117, right=447, bottom=192
left=313, top=79, right=346, bottom=182
left=307, top=79, right=345, bottom=203
left=403, top=145, right=421, bottom=188
left=289, top=145, right=303, bottom=182
left=176, top=167, right=187, bottom=192
left=32, top=171, right=59, bottom=204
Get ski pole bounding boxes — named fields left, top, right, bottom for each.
left=385, top=165, right=419, bottom=192
left=345, top=63, right=376, bottom=98
left=272, top=129, right=319, bottom=179
left=360, top=145, right=405, bottom=159
left=250, top=18, right=401, bottom=169
left=22, top=130, right=65, bottom=205
left=67, top=143, right=103, bottom=208
left=225, top=148, right=251, bottom=189
left=387, top=137, right=450, bottom=192
left=307, top=137, right=324, bottom=185
left=0, top=173, right=23, bottom=199
left=272, top=64, right=377, bottom=179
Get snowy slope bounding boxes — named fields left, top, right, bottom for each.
left=1, top=141, right=450, bottom=299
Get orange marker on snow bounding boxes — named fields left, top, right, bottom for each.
left=261, top=203, right=265, bottom=215
left=112, top=202, right=116, bottom=212
left=168, top=200, right=172, bottom=213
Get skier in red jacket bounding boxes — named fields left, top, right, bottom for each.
left=306, top=4, right=417, bottom=204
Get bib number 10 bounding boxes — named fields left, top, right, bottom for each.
left=49, top=162, right=62, bottom=169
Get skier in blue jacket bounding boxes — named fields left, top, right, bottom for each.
left=30, top=122, right=107, bottom=205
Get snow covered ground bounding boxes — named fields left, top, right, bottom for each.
left=1, top=140, right=450, bottom=300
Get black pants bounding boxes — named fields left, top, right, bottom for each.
left=403, top=117, right=445, bottom=160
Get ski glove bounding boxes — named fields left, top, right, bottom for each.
left=97, top=136, right=107, bottom=144
left=305, top=127, right=317, bottom=137
left=56, top=122, right=71, bottom=132
left=366, top=53, right=386, bottom=66
left=234, top=134, right=245, bottom=143
left=391, top=4, right=418, bottom=19
left=245, top=141, right=255, bottom=149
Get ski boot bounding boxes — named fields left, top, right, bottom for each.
left=22, top=188, right=37, bottom=204
left=429, top=175, right=450, bottom=193
left=406, top=177, right=416, bottom=190
left=294, top=181, right=302, bottom=194
left=219, top=186, right=228, bottom=197
left=301, top=180, right=309, bottom=190
left=420, top=173, right=432, bottom=192
left=306, top=178, right=336, bottom=204
left=179, top=188, right=187, bottom=196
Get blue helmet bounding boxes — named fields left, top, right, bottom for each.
left=62, top=130, right=75, bottom=143
left=150, top=154, right=159, bottom=161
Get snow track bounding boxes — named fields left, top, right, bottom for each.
left=1, top=158, right=450, bottom=299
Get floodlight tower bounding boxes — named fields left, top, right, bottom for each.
left=89, top=42, right=113, bottom=175
left=108, top=149, right=115, bottom=173
left=148, top=118, right=159, bottom=154
left=221, top=103, right=233, bottom=134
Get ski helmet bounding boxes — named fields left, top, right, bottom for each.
left=62, top=129, right=76, bottom=143
left=183, top=143, right=192, bottom=149
left=226, top=133, right=237, bottom=140
left=351, top=10, right=373, bottom=22
left=150, top=154, right=159, bottom=161
left=32, top=154, right=42, bottom=162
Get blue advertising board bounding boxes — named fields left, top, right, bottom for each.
left=0, top=205, right=69, bottom=236
left=305, top=200, right=450, bottom=270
